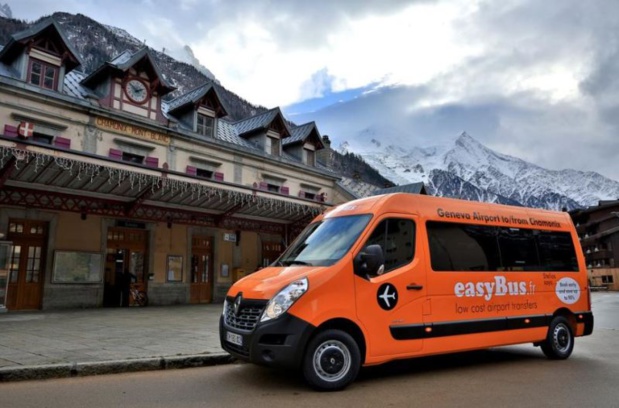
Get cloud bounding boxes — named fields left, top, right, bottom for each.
left=186, top=0, right=478, bottom=106
left=298, top=68, right=335, bottom=100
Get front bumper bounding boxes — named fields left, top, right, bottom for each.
left=220, top=312, right=315, bottom=369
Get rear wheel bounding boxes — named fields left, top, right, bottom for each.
left=541, top=316, right=574, bottom=359
left=136, top=291, right=148, bottom=307
left=302, top=329, right=361, bottom=391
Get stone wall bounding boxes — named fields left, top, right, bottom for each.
left=147, top=283, right=189, bottom=305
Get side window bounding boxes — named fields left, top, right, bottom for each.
left=427, top=222, right=500, bottom=271
left=537, top=231, right=578, bottom=271
left=364, top=218, right=415, bottom=275
left=428, top=221, right=579, bottom=272
left=498, top=228, right=538, bottom=271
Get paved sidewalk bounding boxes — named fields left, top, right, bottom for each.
left=0, top=304, right=235, bottom=382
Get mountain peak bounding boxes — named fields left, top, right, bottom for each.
left=0, top=3, right=12, bottom=19
left=454, top=131, right=484, bottom=150
left=346, top=131, right=619, bottom=210
left=458, top=131, right=473, bottom=140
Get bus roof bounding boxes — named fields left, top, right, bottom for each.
left=325, top=193, right=573, bottom=231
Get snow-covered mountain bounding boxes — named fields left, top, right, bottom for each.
left=342, top=132, right=619, bottom=210
left=0, top=3, right=11, bottom=19
left=168, top=45, right=218, bottom=84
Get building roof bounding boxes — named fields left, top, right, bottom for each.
left=371, top=182, right=427, bottom=196
left=337, top=177, right=382, bottom=198
left=216, top=119, right=258, bottom=149
left=233, top=107, right=291, bottom=138
left=0, top=18, right=83, bottom=72
left=81, top=47, right=175, bottom=95
left=285, top=121, right=324, bottom=149
left=64, top=70, right=96, bottom=99
left=570, top=199, right=619, bottom=218
left=165, top=82, right=227, bottom=118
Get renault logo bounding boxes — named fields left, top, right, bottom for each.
left=233, top=293, right=243, bottom=316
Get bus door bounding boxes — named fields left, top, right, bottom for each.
left=354, top=215, right=426, bottom=360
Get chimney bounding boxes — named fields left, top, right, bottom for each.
left=317, top=135, right=332, bottom=168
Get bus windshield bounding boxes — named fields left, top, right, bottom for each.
left=276, top=214, right=372, bottom=267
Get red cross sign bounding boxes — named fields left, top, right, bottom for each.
left=17, top=121, right=34, bottom=138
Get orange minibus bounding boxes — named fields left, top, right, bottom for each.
left=219, top=193, right=593, bottom=390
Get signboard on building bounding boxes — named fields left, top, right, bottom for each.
left=95, top=117, right=170, bottom=146
left=223, top=233, right=237, bottom=243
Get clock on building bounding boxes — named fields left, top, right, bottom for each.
left=124, top=78, right=149, bottom=104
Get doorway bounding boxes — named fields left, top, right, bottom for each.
left=190, top=236, right=213, bottom=303
left=261, top=241, right=284, bottom=268
left=6, top=219, right=48, bottom=310
left=104, top=227, right=148, bottom=307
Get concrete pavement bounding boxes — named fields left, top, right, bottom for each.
left=0, top=304, right=235, bottom=382
left=1, top=293, right=614, bottom=383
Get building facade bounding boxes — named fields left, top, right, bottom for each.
left=0, top=19, right=344, bottom=310
left=570, top=200, right=619, bottom=290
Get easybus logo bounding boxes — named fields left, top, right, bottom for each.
left=454, top=276, right=535, bottom=301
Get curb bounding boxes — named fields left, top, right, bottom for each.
left=0, top=353, right=236, bottom=382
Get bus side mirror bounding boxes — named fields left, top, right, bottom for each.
left=354, top=244, right=385, bottom=279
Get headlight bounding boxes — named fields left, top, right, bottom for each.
left=222, top=299, right=228, bottom=316
left=261, top=278, right=308, bottom=322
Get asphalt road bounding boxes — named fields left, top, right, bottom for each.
left=1, top=293, right=617, bottom=408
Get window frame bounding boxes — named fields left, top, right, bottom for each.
left=359, top=217, right=416, bottom=277
left=265, top=136, right=281, bottom=156
left=196, top=168, right=214, bottom=179
left=121, top=151, right=145, bottom=165
left=196, top=113, right=215, bottom=137
left=28, top=58, right=59, bottom=90
left=304, top=148, right=316, bottom=166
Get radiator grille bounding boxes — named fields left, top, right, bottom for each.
left=224, top=298, right=267, bottom=332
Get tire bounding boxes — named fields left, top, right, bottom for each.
left=302, top=329, right=361, bottom=391
left=540, top=316, right=574, bottom=360
left=136, top=291, right=148, bottom=307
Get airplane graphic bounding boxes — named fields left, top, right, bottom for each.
left=378, top=285, right=397, bottom=308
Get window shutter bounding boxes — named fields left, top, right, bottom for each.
left=145, top=156, right=159, bottom=168
left=54, top=136, right=71, bottom=149
left=259, top=182, right=268, bottom=190
left=298, top=190, right=306, bottom=198
left=3, top=125, right=18, bottom=137
left=186, top=165, right=197, bottom=176
left=214, top=172, right=224, bottom=182
left=281, top=186, right=289, bottom=195
left=109, top=148, right=123, bottom=160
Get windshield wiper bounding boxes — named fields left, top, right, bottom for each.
left=283, top=260, right=313, bottom=266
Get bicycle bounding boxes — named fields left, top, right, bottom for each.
left=129, top=284, right=148, bottom=307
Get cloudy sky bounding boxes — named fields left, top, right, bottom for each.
left=8, top=0, right=619, bottom=180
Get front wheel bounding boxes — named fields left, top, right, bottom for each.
left=541, top=316, right=574, bottom=360
left=302, top=329, right=361, bottom=391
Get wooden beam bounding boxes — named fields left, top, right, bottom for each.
left=125, top=184, right=159, bottom=216
left=215, top=202, right=246, bottom=227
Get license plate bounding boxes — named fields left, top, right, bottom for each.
left=226, top=331, right=243, bottom=346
